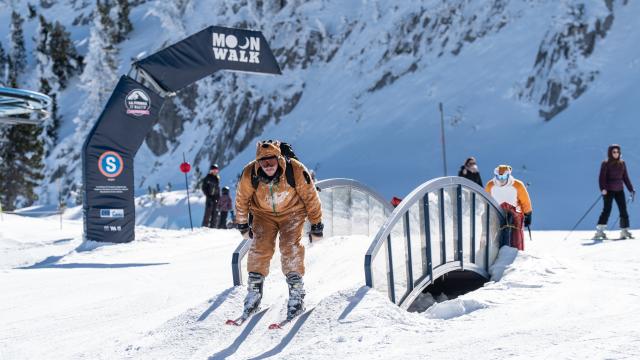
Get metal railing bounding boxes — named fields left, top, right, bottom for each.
left=231, top=178, right=394, bottom=286
left=364, top=177, right=507, bottom=309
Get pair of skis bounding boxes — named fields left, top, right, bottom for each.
left=592, top=237, right=634, bottom=241
left=225, top=307, right=306, bottom=330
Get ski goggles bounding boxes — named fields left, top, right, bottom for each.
left=493, top=165, right=512, bottom=181
left=258, top=156, right=278, bottom=167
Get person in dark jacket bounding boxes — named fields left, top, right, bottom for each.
left=594, top=144, right=636, bottom=240
left=458, top=157, right=483, bottom=187
left=201, top=164, right=221, bottom=228
left=217, top=186, right=232, bottom=229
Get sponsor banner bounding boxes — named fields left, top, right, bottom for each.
left=82, top=76, right=165, bottom=243
left=134, top=26, right=281, bottom=92
left=100, top=209, right=125, bottom=218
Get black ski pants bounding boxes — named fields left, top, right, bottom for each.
left=217, top=211, right=228, bottom=229
left=202, top=196, right=219, bottom=228
left=597, top=190, right=629, bottom=228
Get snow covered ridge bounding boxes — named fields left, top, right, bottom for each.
left=1, top=0, right=637, bottom=223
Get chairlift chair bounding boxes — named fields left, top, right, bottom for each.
left=0, top=87, right=51, bottom=125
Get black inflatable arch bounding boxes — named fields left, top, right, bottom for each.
left=82, top=26, right=281, bottom=243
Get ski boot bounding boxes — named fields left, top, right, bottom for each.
left=285, top=272, right=306, bottom=320
left=593, top=225, right=607, bottom=241
left=620, top=228, right=634, bottom=240
left=242, top=272, right=264, bottom=317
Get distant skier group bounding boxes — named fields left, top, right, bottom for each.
left=458, top=144, right=635, bottom=244
left=456, top=156, right=533, bottom=250
left=201, top=164, right=233, bottom=229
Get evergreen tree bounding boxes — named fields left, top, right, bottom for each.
left=96, top=0, right=118, bottom=44
left=7, top=58, right=16, bottom=88
left=0, top=42, right=6, bottom=86
left=49, top=22, right=83, bottom=89
left=8, top=11, right=27, bottom=87
left=28, top=3, right=37, bottom=19
left=72, top=1, right=119, bottom=143
left=115, top=0, right=133, bottom=43
left=35, top=16, right=52, bottom=71
left=35, top=15, right=60, bottom=157
left=0, top=11, right=45, bottom=210
left=0, top=124, right=45, bottom=210
left=47, top=93, right=60, bottom=153
left=147, top=0, right=191, bottom=40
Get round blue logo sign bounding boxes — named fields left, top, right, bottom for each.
left=98, top=151, right=124, bottom=178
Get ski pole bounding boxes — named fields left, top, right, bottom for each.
left=527, top=226, right=532, bottom=242
left=564, top=194, right=601, bottom=241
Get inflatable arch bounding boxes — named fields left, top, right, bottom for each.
left=82, top=26, right=281, bottom=243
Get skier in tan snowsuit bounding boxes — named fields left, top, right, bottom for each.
left=235, top=140, right=323, bottom=320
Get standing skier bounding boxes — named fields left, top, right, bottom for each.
left=235, top=140, right=323, bottom=321
left=458, top=157, right=483, bottom=187
left=217, top=186, right=232, bottom=229
left=201, top=164, right=221, bottom=228
left=594, top=144, right=635, bottom=240
left=485, top=165, right=532, bottom=250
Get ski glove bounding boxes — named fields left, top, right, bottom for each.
left=309, top=222, right=324, bottom=242
left=524, top=212, right=532, bottom=227
left=237, top=223, right=252, bottom=240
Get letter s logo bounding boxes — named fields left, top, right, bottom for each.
left=106, top=157, right=117, bottom=172
left=98, top=151, right=124, bottom=178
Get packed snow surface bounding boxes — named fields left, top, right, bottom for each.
left=1, top=212, right=639, bottom=359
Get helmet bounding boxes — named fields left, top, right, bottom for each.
left=210, top=164, right=219, bottom=170
left=221, top=186, right=230, bottom=194
left=493, top=165, right=512, bottom=182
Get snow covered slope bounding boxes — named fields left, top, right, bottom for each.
left=1, top=0, right=639, bottom=229
left=1, top=213, right=639, bottom=359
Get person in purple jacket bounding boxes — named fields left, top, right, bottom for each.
left=217, top=186, right=233, bottom=229
left=594, top=144, right=636, bottom=240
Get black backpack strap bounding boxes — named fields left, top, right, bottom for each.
left=250, top=166, right=259, bottom=190
left=279, top=142, right=298, bottom=161
left=285, top=158, right=296, bottom=188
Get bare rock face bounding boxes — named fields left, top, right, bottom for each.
left=518, top=2, right=620, bottom=121
left=142, top=0, right=523, bottom=177
left=143, top=0, right=623, bottom=179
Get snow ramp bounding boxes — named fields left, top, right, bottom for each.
left=119, top=177, right=507, bottom=359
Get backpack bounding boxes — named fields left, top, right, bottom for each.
left=250, top=142, right=298, bottom=189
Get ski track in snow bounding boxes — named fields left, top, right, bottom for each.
left=1, top=214, right=640, bottom=359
